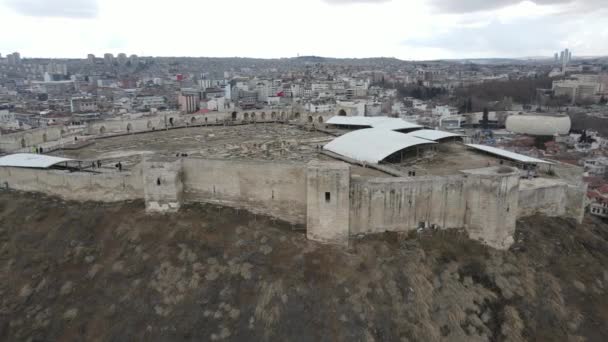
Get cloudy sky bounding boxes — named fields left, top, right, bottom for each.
left=0, top=0, right=606, bottom=60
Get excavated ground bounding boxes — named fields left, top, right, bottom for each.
left=1, top=190, right=607, bottom=341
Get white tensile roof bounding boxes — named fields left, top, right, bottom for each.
left=465, top=144, right=554, bottom=165
left=406, top=129, right=464, bottom=141
left=324, top=128, right=436, bottom=164
left=0, top=153, right=74, bottom=168
left=327, top=116, right=422, bottom=131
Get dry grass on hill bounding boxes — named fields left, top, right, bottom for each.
left=0, top=190, right=607, bottom=341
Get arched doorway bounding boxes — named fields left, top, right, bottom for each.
left=251, top=113, right=256, bottom=121
left=99, top=126, right=106, bottom=135
left=308, top=116, right=313, bottom=123
left=295, top=112, right=301, bottom=119
left=169, top=117, right=174, bottom=126
left=318, top=116, right=324, bottom=123
left=127, top=123, right=133, bottom=133
left=42, top=133, right=47, bottom=143
left=271, top=112, right=277, bottom=120
left=261, top=112, right=266, bottom=120
left=21, top=138, right=26, bottom=148
left=191, top=117, right=196, bottom=124
left=338, top=109, right=347, bottom=116
left=244, top=113, right=249, bottom=120
left=231, top=112, right=237, bottom=121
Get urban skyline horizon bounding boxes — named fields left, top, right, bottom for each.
left=4, top=51, right=607, bottom=62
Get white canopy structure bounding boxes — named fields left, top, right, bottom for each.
left=0, top=153, right=74, bottom=169
left=324, top=128, right=436, bottom=164
left=465, top=144, right=554, bottom=165
left=326, top=116, right=422, bottom=132
left=406, top=129, right=464, bottom=142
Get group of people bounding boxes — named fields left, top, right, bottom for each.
left=32, top=146, right=44, bottom=154
left=89, top=160, right=122, bottom=172
left=90, top=160, right=102, bottom=169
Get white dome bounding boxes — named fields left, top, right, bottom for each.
left=506, top=115, right=571, bottom=136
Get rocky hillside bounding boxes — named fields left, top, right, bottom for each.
left=0, top=190, right=607, bottom=341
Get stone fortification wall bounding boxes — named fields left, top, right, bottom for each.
left=349, top=167, right=521, bottom=250
left=0, top=166, right=143, bottom=202
left=306, top=161, right=350, bottom=245
left=565, top=184, right=586, bottom=223
left=349, top=175, right=468, bottom=235
left=2, top=108, right=348, bottom=153
left=0, top=156, right=587, bottom=250
left=518, top=181, right=567, bottom=218
left=87, top=110, right=335, bottom=137
left=144, top=158, right=183, bottom=212
left=517, top=179, right=586, bottom=223
left=463, top=169, right=520, bottom=250
left=0, top=127, right=63, bottom=152
left=181, top=158, right=307, bottom=224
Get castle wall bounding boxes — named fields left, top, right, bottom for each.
left=0, top=127, right=63, bottom=152
left=463, top=170, right=520, bottom=250
left=0, top=153, right=586, bottom=250
left=306, top=161, right=350, bottom=245
left=517, top=178, right=586, bottom=224
left=349, top=175, right=468, bottom=234
left=565, top=184, right=587, bottom=223
left=181, top=158, right=307, bottom=224
left=143, top=158, right=183, bottom=212
left=1, top=108, right=351, bottom=153
left=0, top=166, right=143, bottom=202
left=350, top=168, right=521, bottom=250
left=518, top=181, right=567, bottom=218
left=86, top=110, right=333, bottom=137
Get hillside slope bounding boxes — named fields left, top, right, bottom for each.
left=0, top=191, right=607, bottom=341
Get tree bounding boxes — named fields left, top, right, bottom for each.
left=579, top=130, right=587, bottom=143
left=482, top=107, right=489, bottom=129
left=578, top=130, right=595, bottom=144
left=453, top=75, right=553, bottom=105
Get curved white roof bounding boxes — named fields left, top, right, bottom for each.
left=371, top=119, right=422, bottom=131
left=0, top=153, right=74, bottom=168
left=324, top=128, right=436, bottom=164
left=406, top=129, right=464, bottom=141
left=465, top=144, right=553, bottom=165
left=327, top=116, right=422, bottom=131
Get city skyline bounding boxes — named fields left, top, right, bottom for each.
left=0, top=0, right=607, bottom=60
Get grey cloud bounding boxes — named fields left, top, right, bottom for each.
left=3, top=0, right=98, bottom=18
left=403, top=17, right=568, bottom=56
left=323, top=0, right=391, bottom=4
left=429, top=0, right=603, bottom=13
